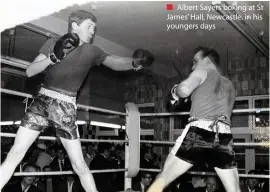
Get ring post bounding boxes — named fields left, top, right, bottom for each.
left=124, top=139, right=131, bottom=190
left=124, top=103, right=140, bottom=189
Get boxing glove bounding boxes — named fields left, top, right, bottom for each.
left=132, top=49, right=154, bottom=70
left=169, top=84, right=180, bottom=104
left=49, top=33, right=80, bottom=64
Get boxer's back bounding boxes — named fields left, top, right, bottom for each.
left=190, top=69, right=235, bottom=124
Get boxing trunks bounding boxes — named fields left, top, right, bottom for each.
left=21, top=88, right=79, bottom=139
left=171, top=118, right=237, bottom=169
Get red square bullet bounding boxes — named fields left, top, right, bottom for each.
left=167, top=4, right=173, bottom=10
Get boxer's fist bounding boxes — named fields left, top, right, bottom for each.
left=167, top=85, right=190, bottom=111
left=167, top=96, right=190, bottom=111
left=132, top=49, right=154, bottom=70
left=49, top=33, right=80, bottom=64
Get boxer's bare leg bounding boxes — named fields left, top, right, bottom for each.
left=147, top=153, right=193, bottom=192
left=60, top=137, right=97, bottom=192
left=214, top=167, right=241, bottom=192
left=0, top=126, right=40, bottom=189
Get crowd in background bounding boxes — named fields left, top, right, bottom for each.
left=1, top=140, right=269, bottom=192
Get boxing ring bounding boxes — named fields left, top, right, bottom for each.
left=1, top=88, right=270, bottom=191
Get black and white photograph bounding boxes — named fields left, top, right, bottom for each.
left=0, top=1, right=269, bottom=192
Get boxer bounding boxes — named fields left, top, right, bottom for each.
left=147, top=47, right=240, bottom=192
left=0, top=10, right=154, bottom=192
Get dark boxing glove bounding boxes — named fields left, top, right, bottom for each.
left=132, top=49, right=154, bottom=70
left=167, top=85, right=189, bottom=111
left=49, top=33, right=80, bottom=64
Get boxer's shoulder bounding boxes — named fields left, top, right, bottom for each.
left=222, top=77, right=235, bottom=90
left=45, top=37, right=58, bottom=46
left=80, top=44, right=106, bottom=60
left=39, top=38, right=57, bottom=55
left=80, top=43, right=103, bottom=52
left=191, top=68, right=207, bottom=79
left=221, top=76, right=231, bottom=82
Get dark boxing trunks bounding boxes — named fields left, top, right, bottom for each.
left=171, top=120, right=237, bottom=169
left=21, top=88, right=79, bottom=140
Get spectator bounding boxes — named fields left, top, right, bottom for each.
left=257, top=169, right=269, bottom=192
left=175, top=174, right=195, bottom=192
left=87, top=143, right=97, bottom=161
left=115, top=144, right=125, bottom=168
left=31, top=165, right=50, bottom=192
left=195, top=176, right=219, bottom=192
left=49, top=145, right=72, bottom=171
left=3, top=164, right=42, bottom=192
left=108, top=144, right=116, bottom=161
left=90, top=143, right=114, bottom=192
left=140, top=147, right=154, bottom=169
left=18, top=145, right=39, bottom=173
left=42, top=166, right=53, bottom=192
left=93, top=143, right=98, bottom=155
left=152, top=153, right=162, bottom=169
left=114, top=144, right=125, bottom=191
left=81, top=144, right=92, bottom=167
left=47, top=145, right=57, bottom=162
left=21, top=145, right=39, bottom=168
left=49, top=145, right=72, bottom=189
left=132, top=171, right=153, bottom=192
left=192, top=176, right=206, bottom=189
left=55, top=175, right=84, bottom=192
left=241, top=170, right=261, bottom=192
left=36, top=143, right=52, bottom=170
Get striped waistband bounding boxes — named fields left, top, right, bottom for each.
left=187, top=119, right=231, bottom=134
left=39, top=88, right=76, bottom=106
left=188, top=116, right=230, bottom=126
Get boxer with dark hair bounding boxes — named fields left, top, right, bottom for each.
left=147, top=47, right=240, bottom=192
left=0, top=10, right=154, bottom=192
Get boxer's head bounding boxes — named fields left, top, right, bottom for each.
left=192, top=47, right=220, bottom=71
left=69, top=10, right=97, bottom=44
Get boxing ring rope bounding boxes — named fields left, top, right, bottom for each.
left=13, top=169, right=128, bottom=176
left=2, top=88, right=269, bottom=116
left=1, top=88, right=270, bottom=185
left=1, top=88, right=127, bottom=116
left=140, top=140, right=270, bottom=146
left=139, top=168, right=270, bottom=179
left=1, top=133, right=268, bottom=147
left=1, top=88, right=269, bottom=117
left=12, top=169, right=270, bottom=179
left=140, top=108, right=270, bottom=117
left=0, top=132, right=128, bottom=143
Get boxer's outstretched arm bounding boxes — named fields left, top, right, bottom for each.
left=102, top=55, right=136, bottom=71
left=175, top=69, right=206, bottom=98
left=26, top=53, right=52, bottom=77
